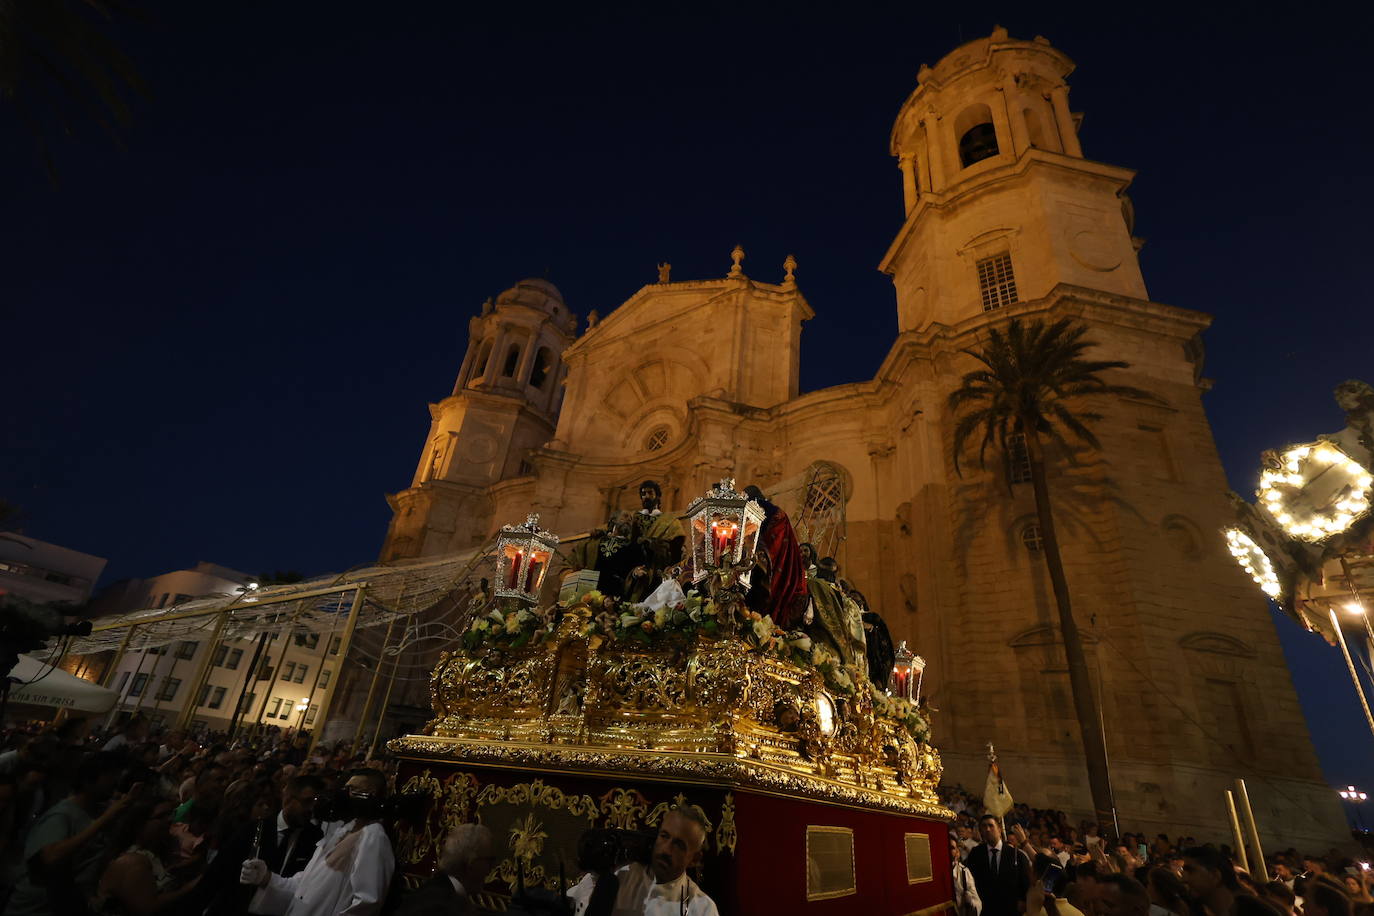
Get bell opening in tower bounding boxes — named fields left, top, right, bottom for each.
left=958, top=122, right=999, bottom=168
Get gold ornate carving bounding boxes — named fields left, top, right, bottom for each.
left=599, top=787, right=649, bottom=830
left=404, top=628, right=950, bottom=819
left=475, top=778, right=600, bottom=822
left=716, top=792, right=737, bottom=855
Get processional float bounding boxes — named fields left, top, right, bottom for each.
left=390, top=480, right=953, bottom=914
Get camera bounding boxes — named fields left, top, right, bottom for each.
left=0, top=595, right=95, bottom=678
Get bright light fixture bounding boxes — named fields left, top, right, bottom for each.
left=1224, top=528, right=1282, bottom=598
left=1257, top=442, right=1373, bottom=542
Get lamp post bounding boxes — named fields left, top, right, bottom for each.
left=295, top=696, right=311, bottom=733
left=1340, top=785, right=1369, bottom=830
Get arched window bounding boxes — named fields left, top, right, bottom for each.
left=470, top=339, right=493, bottom=385
left=954, top=103, right=999, bottom=168
left=644, top=426, right=670, bottom=452
left=804, top=473, right=844, bottom=514
left=959, top=123, right=999, bottom=167
left=502, top=343, right=521, bottom=377
left=1021, top=523, right=1044, bottom=553
left=529, top=347, right=554, bottom=389
left=1024, top=107, right=1050, bottom=150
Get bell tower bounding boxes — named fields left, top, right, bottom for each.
left=880, top=26, right=1147, bottom=330
left=381, top=279, right=578, bottom=560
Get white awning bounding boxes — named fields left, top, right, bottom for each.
left=7, top=655, right=117, bottom=714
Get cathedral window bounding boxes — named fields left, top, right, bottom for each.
left=470, top=339, right=493, bottom=385
left=1006, top=432, right=1032, bottom=484
left=502, top=343, right=521, bottom=377
left=1021, top=523, right=1044, bottom=553
left=977, top=252, right=1018, bottom=311
left=644, top=426, right=670, bottom=452
left=804, top=473, right=844, bottom=514
left=529, top=347, right=554, bottom=389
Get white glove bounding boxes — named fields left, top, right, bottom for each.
left=240, top=858, right=270, bottom=887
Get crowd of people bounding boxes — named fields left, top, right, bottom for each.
left=0, top=713, right=719, bottom=915
left=940, top=784, right=1374, bottom=916
left=2, top=710, right=1368, bottom=916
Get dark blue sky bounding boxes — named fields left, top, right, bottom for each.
left=4, top=4, right=1373, bottom=804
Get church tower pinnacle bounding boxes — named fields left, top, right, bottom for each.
left=880, top=26, right=1147, bottom=331
left=381, top=279, right=578, bottom=561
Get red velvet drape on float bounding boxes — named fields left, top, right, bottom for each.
left=760, top=506, right=808, bottom=629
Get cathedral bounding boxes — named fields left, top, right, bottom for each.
left=380, top=29, right=1347, bottom=846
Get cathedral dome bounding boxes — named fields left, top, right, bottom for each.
left=494, top=278, right=565, bottom=315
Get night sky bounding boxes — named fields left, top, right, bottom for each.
left=4, top=4, right=1373, bottom=805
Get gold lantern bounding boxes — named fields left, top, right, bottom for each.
left=495, top=514, right=559, bottom=604
left=683, top=478, right=765, bottom=583
left=890, top=641, right=926, bottom=702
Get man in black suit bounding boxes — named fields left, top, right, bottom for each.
left=201, top=774, right=324, bottom=914
left=396, top=823, right=497, bottom=915
left=965, top=814, right=1033, bottom=916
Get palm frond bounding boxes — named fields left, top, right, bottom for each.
left=945, top=317, right=1160, bottom=478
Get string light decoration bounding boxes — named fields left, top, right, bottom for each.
left=1257, top=442, right=1374, bottom=542
left=1223, top=528, right=1282, bottom=598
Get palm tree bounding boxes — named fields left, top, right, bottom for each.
left=0, top=0, right=147, bottom=183
left=948, top=316, right=1161, bottom=837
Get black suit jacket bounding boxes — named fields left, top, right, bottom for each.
left=200, top=816, right=324, bottom=915
left=965, top=843, right=1032, bottom=916
left=261, top=819, right=323, bottom=877
left=393, top=874, right=477, bottom=916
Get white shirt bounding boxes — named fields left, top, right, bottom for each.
left=567, top=863, right=719, bottom=916
left=251, top=820, right=394, bottom=916
left=985, top=840, right=1004, bottom=872
left=954, top=860, right=983, bottom=915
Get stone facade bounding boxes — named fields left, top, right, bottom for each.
left=380, top=29, right=1348, bottom=847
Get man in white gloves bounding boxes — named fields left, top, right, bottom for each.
left=241, top=768, right=395, bottom=916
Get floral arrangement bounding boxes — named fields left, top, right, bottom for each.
left=461, top=604, right=547, bottom=650
left=869, top=682, right=931, bottom=743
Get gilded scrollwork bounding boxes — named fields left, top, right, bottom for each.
left=405, top=627, right=950, bottom=819
left=716, top=793, right=737, bottom=855
left=599, top=787, right=649, bottom=830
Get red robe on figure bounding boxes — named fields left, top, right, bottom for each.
left=755, top=501, right=808, bottom=629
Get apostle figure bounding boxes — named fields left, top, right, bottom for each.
left=807, top=557, right=868, bottom=682
left=629, top=479, right=685, bottom=591
left=842, top=581, right=895, bottom=690
left=743, top=485, right=808, bottom=629
left=571, top=513, right=650, bottom=600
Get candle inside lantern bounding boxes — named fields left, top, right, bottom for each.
left=710, top=516, right=739, bottom=561
left=891, top=640, right=916, bottom=700
left=524, top=551, right=547, bottom=592
left=504, top=547, right=524, bottom=590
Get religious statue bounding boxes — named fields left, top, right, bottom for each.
left=1319, top=379, right=1374, bottom=468
left=657, top=262, right=671, bottom=283
left=743, top=485, right=808, bottom=628
left=569, top=513, right=650, bottom=600
left=805, top=557, right=868, bottom=682
left=843, top=582, right=895, bottom=690
left=629, top=480, right=685, bottom=598
left=426, top=438, right=447, bottom=481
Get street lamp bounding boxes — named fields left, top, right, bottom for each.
left=1340, top=785, right=1369, bottom=829
left=296, top=696, right=311, bottom=732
